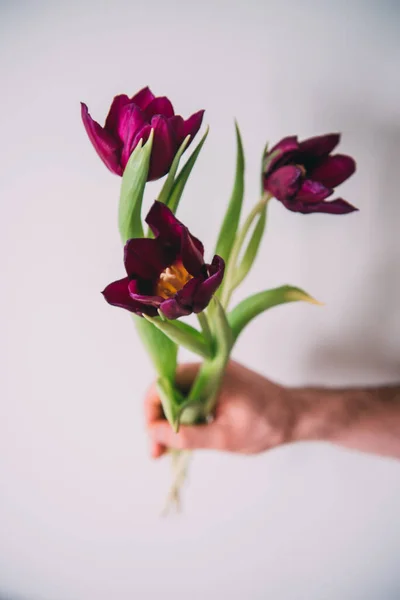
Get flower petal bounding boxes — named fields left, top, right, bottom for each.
left=102, top=277, right=144, bottom=313
left=263, top=136, right=299, bottom=176
left=171, top=110, right=205, bottom=147
left=159, top=297, right=193, bottom=320
left=159, top=276, right=202, bottom=319
left=296, top=178, right=333, bottom=203
left=308, top=154, right=356, bottom=188
left=144, top=97, right=175, bottom=120
left=124, top=238, right=174, bottom=279
left=298, top=133, right=340, bottom=158
left=265, top=165, right=302, bottom=202
left=145, top=200, right=204, bottom=264
left=130, top=86, right=155, bottom=110
left=147, top=115, right=177, bottom=180
left=300, top=198, right=358, bottom=214
left=180, top=227, right=205, bottom=276
left=81, top=103, right=122, bottom=175
left=192, top=255, right=225, bottom=313
left=127, top=280, right=164, bottom=314
left=117, top=104, right=147, bottom=169
left=146, top=201, right=181, bottom=242
left=104, top=94, right=130, bottom=135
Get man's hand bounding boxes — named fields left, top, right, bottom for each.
left=145, top=361, right=296, bottom=458
left=145, top=360, right=400, bottom=460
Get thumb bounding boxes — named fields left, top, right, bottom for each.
left=149, top=420, right=223, bottom=451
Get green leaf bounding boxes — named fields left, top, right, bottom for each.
left=118, top=131, right=154, bottom=243
left=210, top=296, right=233, bottom=359
left=117, top=133, right=177, bottom=384
left=157, top=378, right=206, bottom=432
left=134, top=315, right=177, bottom=381
left=156, top=377, right=185, bottom=432
left=157, top=135, right=191, bottom=206
left=228, top=285, right=323, bottom=343
left=166, top=126, right=209, bottom=214
left=143, top=315, right=212, bottom=359
left=231, top=204, right=267, bottom=290
left=214, top=121, right=245, bottom=262
left=183, top=298, right=233, bottom=420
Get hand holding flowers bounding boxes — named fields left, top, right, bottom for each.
left=81, top=86, right=357, bottom=511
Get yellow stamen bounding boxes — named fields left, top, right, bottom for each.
left=295, top=164, right=307, bottom=177
left=155, top=262, right=192, bottom=299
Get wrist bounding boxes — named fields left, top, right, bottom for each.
left=287, top=386, right=348, bottom=444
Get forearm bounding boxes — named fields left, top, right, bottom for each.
left=291, top=385, right=400, bottom=459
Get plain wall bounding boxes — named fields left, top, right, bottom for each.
left=1, top=1, right=400, bottom=599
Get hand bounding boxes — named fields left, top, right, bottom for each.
left=145, top=360, right=296, bottom=457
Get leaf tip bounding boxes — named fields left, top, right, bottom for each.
left=285, top=288, right=324, bottom=306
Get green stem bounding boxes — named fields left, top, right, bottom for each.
left=197, top=311, right=213, bottom=353
left=220, top=193, right=271, bottom=308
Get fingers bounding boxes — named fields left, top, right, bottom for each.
left=145, top=362, right=208, bottom=457
left=144, top=363, right=201, bottom=427
left=175, top=362, right=201, bottom=391
left=144, top=381, right=163, bottom=425
left=148, top=420, right=224, bottom=451
left=144, top=382, right=166, bottom=458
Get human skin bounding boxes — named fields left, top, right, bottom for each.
left=145, top=361, right=400, bottom=460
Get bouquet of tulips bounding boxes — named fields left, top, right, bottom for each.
left=81, top=86, right=357, bottom=512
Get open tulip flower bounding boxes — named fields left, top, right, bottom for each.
left=82, top=87, right=358, bottom=512
left=81, top=87, right=204, bottom=180
left=103, top=202, right=225, bottom=319
left=263, top=133, right=357, bottom=214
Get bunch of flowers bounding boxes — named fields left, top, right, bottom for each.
left=81, top=87, right=357, bottom=511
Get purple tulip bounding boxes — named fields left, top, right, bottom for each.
left=103, top=202, right=225, bottom=319
left=81, top=87, right=204, bottom=181
left=263, top=133, right=357, bottom=214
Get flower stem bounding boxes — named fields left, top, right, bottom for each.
left=221, top=193, right=271, bottom=308
left=197, top=311, right=213, bottom=353
left=162, top=449, right=193, bottom=516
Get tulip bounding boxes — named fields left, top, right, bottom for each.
left=103, top=202, right=224, bottom=319
left=263, top=133, right=357, bottom=214
left=81, top=87, right=204, bottom=180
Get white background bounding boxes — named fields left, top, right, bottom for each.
left=1, top=1, right=400, bottom=599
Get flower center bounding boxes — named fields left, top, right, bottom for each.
left=295, top=163, right=307, bottom=177
left=155, top=262, right=192, bottom=299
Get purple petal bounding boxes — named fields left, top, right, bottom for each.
left=102, top=277, right=145, bottom=314
left=124, top=238, right=173, bottom=279
left=81, top=103, right=122, bottom=175
left=117, top=104, right=147, bottom=170
left=174, top=276, right=202, bottom=307
left=171, top=110, right=205, bottom=147
left=145, top=202, right=205, bottom=264
left=192, top=255, right=225, bottom=313
left=144, top=97, right=175, bottom=120
left=130, top=123, right=152, bottom=153
left=159, top=297, right=193, bottom=320
left=298, top=133, right=340, bottom=158
left=300, top=198, right=358, bottom=215
left=265, top=165, right=302, bottom=202
left=146, top=201, right=182, bottom=243
left=159, top=276, right=202, bottom=319
left=146, top=115, right=177, bottom=180
left=130, top=86, right=155, bottom=110
left=104, top=94, right=130, bottom=135
left=308, top=154, right=356, bottom=188
left=264, top=136, right=299, bottom=176
left=180, top=227, right=205, bottom=276
left=296, top=178, right=333, bottom=203
left=127, top=280, right=164, bottom=312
